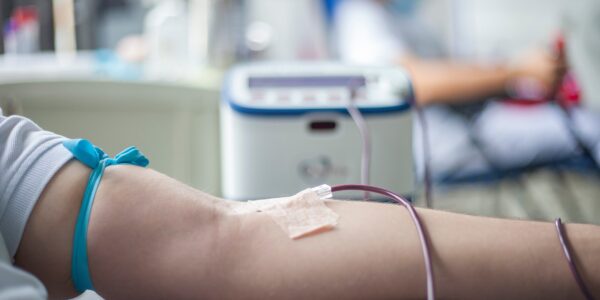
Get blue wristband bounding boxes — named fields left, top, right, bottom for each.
left=63, top=139, right=149, bottom=292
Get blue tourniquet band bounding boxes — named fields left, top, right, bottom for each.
left=62, top=139, right=149, bottom=293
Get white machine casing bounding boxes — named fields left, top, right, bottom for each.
left=221, top=62, right=414, bottom=200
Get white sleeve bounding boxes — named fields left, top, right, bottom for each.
left=334, top=0, right=406, bottom=65
left=0, top=115, right=73, bottom=257
left=0, top=234, right=47, bottom=300
left=69, top=290, right=104, bottom=300
left=0, top=261, right=47, bottom=300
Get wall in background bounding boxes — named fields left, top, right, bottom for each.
left=447, top=0, right=565, bottom=61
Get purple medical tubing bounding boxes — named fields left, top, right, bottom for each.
left=555, top=218, right=595, bottom=300
left=331, top=184, right=435, bottom=300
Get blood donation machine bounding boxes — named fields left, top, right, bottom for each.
left=220, top=62, right=414, bottom=199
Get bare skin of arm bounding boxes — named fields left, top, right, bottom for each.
left=402, top=49, right=567, bottom=106
left=15, top=161, right=600, bottom=299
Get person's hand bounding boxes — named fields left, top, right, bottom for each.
left=508, top=47, right=568, bottom=99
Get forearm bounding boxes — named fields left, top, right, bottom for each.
left=402, top=58, right=512, bottom=106
left=227, top=201, right=600, bottom=299
left=420, top=208, right=600, bottom=299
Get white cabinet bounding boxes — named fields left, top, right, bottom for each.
left=0, top=80, right=221, bottom=195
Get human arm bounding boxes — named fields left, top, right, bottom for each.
left=333, top=0, right=565, bottom=106
left=223, top=199, right=599, bottom=299
left=15, top=162, right=600, bottom=299
left=403, top=48, right=567, bottom=106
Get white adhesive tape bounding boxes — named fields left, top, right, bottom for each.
left=226, top=187, right=339, bottom=239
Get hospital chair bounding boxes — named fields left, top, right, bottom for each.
left=0, top=80, right=221, bottom=195
left=423, top=104, right=600, bottom=225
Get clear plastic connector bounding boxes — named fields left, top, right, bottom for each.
left=311, top=184, right=333, bottom=199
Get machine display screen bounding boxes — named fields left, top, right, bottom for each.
left=248, top=76, right=366, bottom=88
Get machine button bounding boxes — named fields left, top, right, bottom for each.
left=277, top=92, right=291, bottom=102
left=251, top=91, right=265, bottom=102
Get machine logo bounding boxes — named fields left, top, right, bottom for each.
left=298, top=155, right=348, bottom=184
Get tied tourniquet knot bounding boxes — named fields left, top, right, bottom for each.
left=62, top=139, right=149, bottom=293
left=63, top=139, right=149, bottom=169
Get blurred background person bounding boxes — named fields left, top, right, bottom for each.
left=333, top=0, right=598, bottom=182
left=334, top=0, right=566, bottom=105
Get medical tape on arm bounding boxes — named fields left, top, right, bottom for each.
left=227, top=185, right=339, bottom=239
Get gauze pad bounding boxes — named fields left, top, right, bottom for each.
left=227, top=185, right=339, bottom=239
